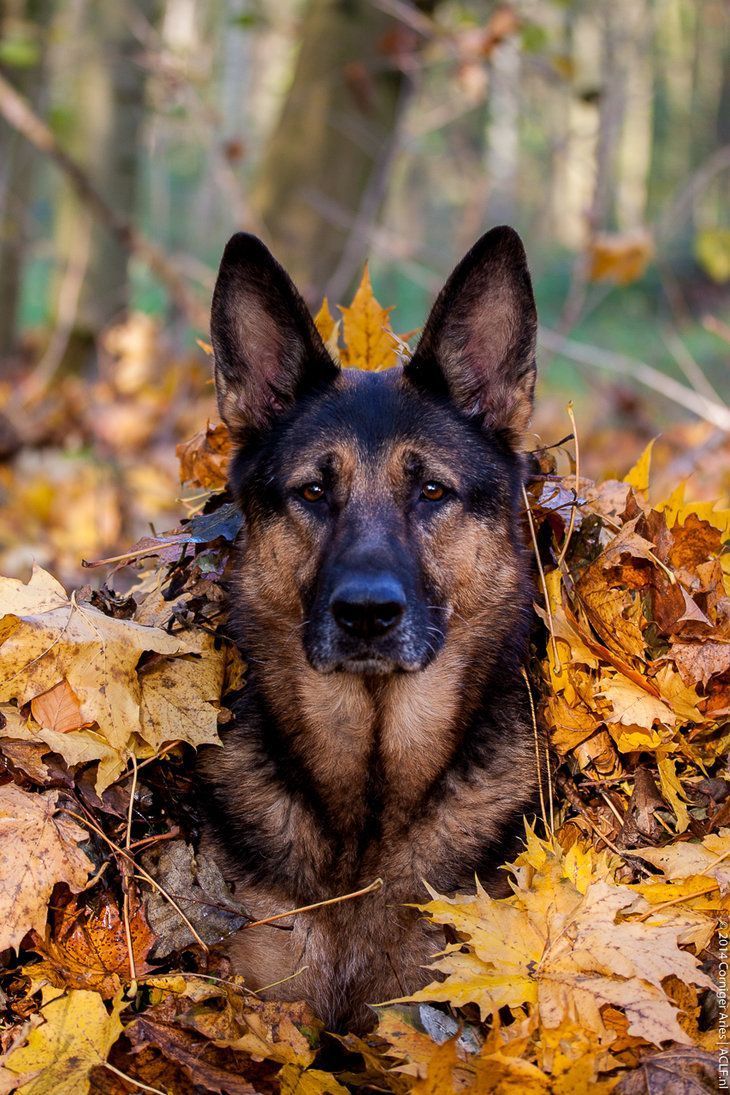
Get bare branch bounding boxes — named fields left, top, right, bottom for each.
left=538, top=326, right=730, bottom=432
left=0, top=69, right=209, bottom=331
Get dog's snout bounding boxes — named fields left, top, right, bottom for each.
left=330, top=576, right=406, bottom=639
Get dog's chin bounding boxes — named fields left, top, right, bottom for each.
left=305, top=647, right=435, bottom=676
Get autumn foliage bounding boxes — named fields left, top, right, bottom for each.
left=0, top=274, right=726, bottom=1093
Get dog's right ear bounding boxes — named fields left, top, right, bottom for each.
left=210, top=233, right=339, bottom=437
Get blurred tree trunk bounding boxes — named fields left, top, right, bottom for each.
left=51, top=0, right=158, bottom=369
left=252, top=0, right=432, bottom=303
left=0, top=0, right=50, bottom=363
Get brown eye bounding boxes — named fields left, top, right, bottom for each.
left=421, top=481, right=447, bottom=502
left=300, top=482, right=325, bottom=503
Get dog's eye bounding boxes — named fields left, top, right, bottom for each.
left=420, top=481, right=447, bottom=502
left=299, top=482, right=326, bottom=503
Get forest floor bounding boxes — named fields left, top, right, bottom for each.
left=0, top=283, right=727, bottom=1093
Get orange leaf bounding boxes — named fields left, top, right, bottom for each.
left=30, top=680, right=87, bottom=734
left=340, top=266, right=398, bottom=371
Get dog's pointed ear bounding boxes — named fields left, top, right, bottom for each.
left=210, top=233, right=339, bottom=437
left=404, top=226, right=537, bottom=444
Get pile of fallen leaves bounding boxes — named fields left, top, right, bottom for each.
left=0, top=273, right=727, bottom=1093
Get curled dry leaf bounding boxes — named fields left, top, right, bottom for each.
left=176, top=421, right=233, bottom=491
left=142, top=840, right=249, bottom=957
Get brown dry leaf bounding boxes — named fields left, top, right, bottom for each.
left=667, top=640, right=730, bottom=687
left=142, top=840, right=248, bottom=956
left=31, top=893, right=154, bottom=998
left=0, top=735, right=51, bottom=783
left=2, top=986, right=123, bottom=1095
left=215, top=999, right=319, bottom=1067
left=30, top=680, right=88, bottom=734
left=176, top=421, right=232, bottom=491
left=125, top=1009, right=258, bottom=1095
left=588, top=230, right=653, bottom=285
left=577, top=567, right=646, bottom=659
left=614, top=1045, right=717, bottom=1094
left=0, top=785, right=93, bottom=952
left=339, top=266, right=398, bottom=371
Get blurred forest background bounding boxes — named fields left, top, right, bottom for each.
left=0, top=0, right=728, bottom=587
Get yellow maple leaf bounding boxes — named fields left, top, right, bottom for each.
left=631, top=829, right=730, bottom=888
left=313, top=297, right=337, bottom=344
left=278, top=1065, right=349, bottom=1095
left=394, top=846, right=712, bottom=1048
left=588, top=230, right=653, bottom=285
left=2, top=986, right=123, bottom=1095
left=339, top=266, right=398, bottom=371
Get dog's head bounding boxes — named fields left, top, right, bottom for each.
left=212, top=228, right=537, bottom=675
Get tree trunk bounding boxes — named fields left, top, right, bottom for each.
left=0, top=0, right=50, bottom=363
left=251, top=0, right=421, bottom=303
left=51, top=0, right=158, bottom=367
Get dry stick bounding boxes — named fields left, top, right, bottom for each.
left=83, top=537, right=187, bottom=569
left=538, top=326, right=730, bottom=432
left=122, top=755, right=139, bottom=983
left=522, top=484, right=562, bottom=676
left=60, top=809, right=209, bottom=953
left=243, top=878, right=383, bottom=931
left=634, top=880, right=720, bottom=922
left=556, top=402, right=579, bottom=570
left=0, top=70, right=208, bottom=331
left=113, top=741, right=183, bottom=784
left=598, top=788, right=626, bottom=829
left=521, top=667, right=548, bottom=833
left=633, top=845, right=730, bottom=922
left=557, top=775, right=632, bottom=862
left=102, top=1061, right=165, bottom=1095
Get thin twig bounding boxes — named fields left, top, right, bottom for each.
left=557, top=776, right=635, bottom=862
left=522, top=485, right=562, bottom=675
left=103, top=1060, right=165, bottom=1095
left=556, top=402, right=579, bottom=569
left=258, top=965, right=310, bottom=993
left=522, top=667, right=548, bottom=832
left=125, top=754, right=138, bottom=851
left=113, top=741, right=183, bottom=784
left=244, top=878, right=383, bottom=931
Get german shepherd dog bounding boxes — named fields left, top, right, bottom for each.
left=199, top=226, right=540, bottom=1031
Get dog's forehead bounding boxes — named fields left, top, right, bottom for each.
left=282, top=367, right=473, bottom=467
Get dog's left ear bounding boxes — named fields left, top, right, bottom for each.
left=404, top=226, right=537, bottom=444
left=210, top=233, right=339, bottom=437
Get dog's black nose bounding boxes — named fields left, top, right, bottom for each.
left=330, top=576, right=406, bottom=639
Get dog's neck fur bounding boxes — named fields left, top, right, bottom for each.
left=237, top=607, right=522, bottom=818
